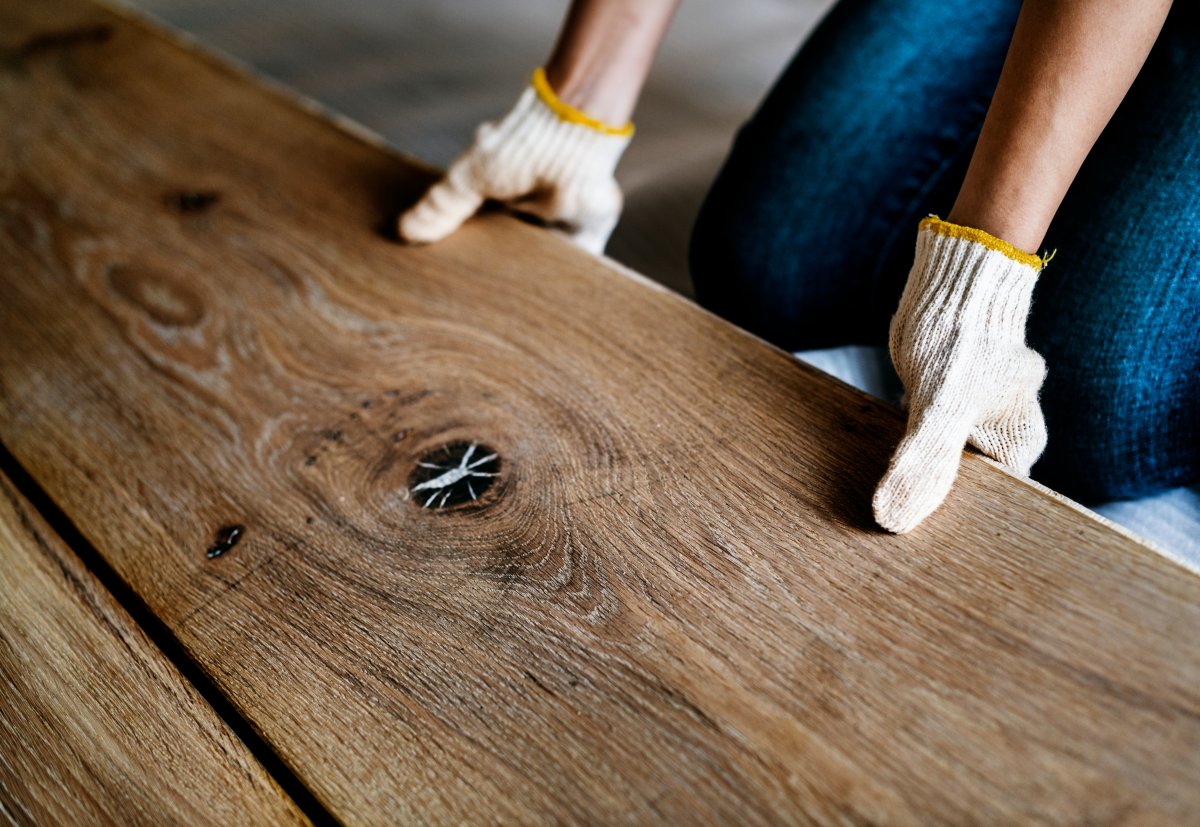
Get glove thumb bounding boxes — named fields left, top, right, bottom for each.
left=398, top=165, right=486, bottom=244
left=873, top=403, right=975, bottom=534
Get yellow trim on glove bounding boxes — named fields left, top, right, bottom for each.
left=532, top=67, right=635, bottom=137
left=920, top=216, right=1053, bottom=271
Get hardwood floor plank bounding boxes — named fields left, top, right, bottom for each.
left=0, top=468, right=312, bottom=826
left=1, top=0, right=1198, bottom=823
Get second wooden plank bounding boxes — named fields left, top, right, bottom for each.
left=0, top=468, right=311, bottom=827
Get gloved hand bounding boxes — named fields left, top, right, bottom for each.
left=873, top=216, right=1050, bottom=534
left=398, top=68, right=634, bottom=255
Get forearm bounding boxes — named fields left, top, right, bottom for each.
left=544, top=0, right=682, bottom=126
left=948, top=0, right=1172, bottom=253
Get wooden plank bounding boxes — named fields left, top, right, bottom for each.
left=1, top=0, right=1199, bottom=823
left=0, top=469, right=312, bottom=827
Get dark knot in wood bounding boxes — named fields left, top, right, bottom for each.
left=18, top=24, right=113, bottom=58
left=167, top=191, right=221, bottom=214
left=409, top=442, right=500, bottom=510
left=206, top=525, right=244, bottom=559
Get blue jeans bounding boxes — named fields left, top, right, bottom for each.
left=690, top=0, right=1200, bottom=503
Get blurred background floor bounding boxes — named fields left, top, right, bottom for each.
left=123, top=0, right=1200, bottom=569
left=126, top=0, right=832, bottom=296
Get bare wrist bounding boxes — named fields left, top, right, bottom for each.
left=543, top=0, right=681, bottom=127
left=544, top=59, right=640, bottom=126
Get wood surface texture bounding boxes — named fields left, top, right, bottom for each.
left=2, top=1, right=1200, bottom=824
left=0, top=469, right=311, bottom=827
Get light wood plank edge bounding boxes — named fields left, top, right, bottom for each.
left=0, top=468, right=315, bottom=827
left=971, top=452, right=1200, bottom=575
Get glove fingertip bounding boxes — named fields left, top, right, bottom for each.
left=969, top=393, right=1048, bottom=477
left=396, top=204, right=447, bottom=245
left=569, top=222, right=614, bottom=256
left=872, top=430, right=967, bottom=534
left=569, top=200, right=621, bottom=256
left=397, top=178, right=485, bottom=245
left=872, top=471, right=928, bottom=534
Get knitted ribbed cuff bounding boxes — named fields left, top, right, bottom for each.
left=482, top=84, right=632, bottom=186
left=920, top=216, right=1052, bottom=271
left=531, top=67, right=634, bottom=137
left=908, top=217, right=1044, bottom=334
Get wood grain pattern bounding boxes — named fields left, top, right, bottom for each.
left=2, top=0, right=1199, bottom=823
left=0, top=469, right=312, bottom=827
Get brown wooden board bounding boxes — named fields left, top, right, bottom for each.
left=0, top=469, right=312, bottom=827
left=2, top=0, right=1199, bottom=823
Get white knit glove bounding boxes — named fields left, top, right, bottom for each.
left=873, top=217, right=1050, bottom=534
left=398, top=68, right=633, bottom=255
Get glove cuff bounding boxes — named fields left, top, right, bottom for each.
left=907, top=216, right=1047, bottom=333
left=475, top=81, right=632, bottom=186
left=531, top=67, right=635, bottom=137
left=919, top=216, right=1051, bottom=271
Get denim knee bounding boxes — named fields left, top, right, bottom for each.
left=687, top=170, right=754, bottom=333
left=687, top=0, right=1022, bottom=351
left=1034, top=357, right=1200, bottom=503
left=688, top=178, right=885, bottom=352
left=687, top=159, right=806, bottom=349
